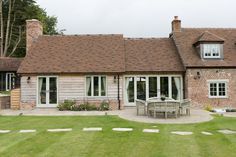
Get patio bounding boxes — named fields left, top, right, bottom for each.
left=0, top=107, right=213, bottom=124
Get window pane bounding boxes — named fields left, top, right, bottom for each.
left=172, top=77, right=181, bottom=100
left=126, top=77, right=134, bottom=103
left=149, top=77, right=157, bottom=98
left=101, top=77, right=106, bottom=96
left=137, top=77, right=146, bottom=101
left=93, top=77, right=99, bottom=96
left=86, top=77, right=92, bottom=96
left=219, top=83, right=226, bottom=96
left=160, top=77, right=169, bottom=97
left=210, top=83, right=217, bottom=96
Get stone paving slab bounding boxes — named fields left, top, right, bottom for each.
left=47, top=128, right=72, bottom=132
left=143, top=129, right=159, bottom=133
left=0, top=108, right=213, bottom=124
left=171, top=131, right=193, bottom=135
left=201, top=131, right=213, bottom=135
left=19, top=130, right=36, bottom=133
left=0, top=130, right=11, bottom=133
left=218, top=129, right=236, bottom=134
left=112, top=128, right=133, bottom=132
left=83, top=128, right=102, bottom=131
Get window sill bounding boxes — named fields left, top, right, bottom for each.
left=208, top=96, right=228, bottom=99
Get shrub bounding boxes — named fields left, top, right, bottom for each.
left=78, top=103, right=98, bottom=111
left=205, top=104, right=213, bottom=112
left=226, top=108, right=236, bottom=112
left=100, top=101, right=110, bottom=111
left=57, top=100, right=76, bottom=111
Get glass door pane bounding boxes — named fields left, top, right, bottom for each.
left=49, top=77, right=57, bottom=104
left=172, top=77, right=181, bottom=100
left=160, top=77, right=169, bottom=98
left=137, top=77, right=146, bottom=101
left=125, top=77, right=134, bottom=103
left=38, top=77, right=46, bottom=104
left=149, top=77, right=157, bottom=98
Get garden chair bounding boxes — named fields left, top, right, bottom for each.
left=180, top=99, right=191, bottom=116
left=135, top=99, right=146, bottom=116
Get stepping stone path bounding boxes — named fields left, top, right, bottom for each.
left=0, top=130, right=11, bottom=133
left=143, top=129, right=159, bottom=133
left=112, top=128, right=133, bottom=132
left=83, top=128, right=102, bottom=132
left=218, top=129, right=236, bottom=134
left=19, top=130, right=36, bottom=133
left=47, top=128, right=72, bottom=132
left=201, top=131, right=213, bottom=135
left=171, top=131, right=193, bottom=135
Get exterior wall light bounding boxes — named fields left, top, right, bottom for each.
left=194, top=72, right=201, bottom=80
left=27, top=77, right=31, bottom=84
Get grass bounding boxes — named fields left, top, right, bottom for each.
left=0, top=115, right=235, bottom=157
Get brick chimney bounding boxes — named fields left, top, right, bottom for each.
left=172, top=16, right=181, bottom=32
left=26, top=19, right=43, bottom=52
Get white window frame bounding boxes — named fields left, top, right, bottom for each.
left=85, top=76, right=107, bottom=97
left=6, top=73, right=15, bottom=91
left=36, top=76, right=58, bottom=108
left=208, top=80, right=228, bottom=98
left=203, top=44, right=221, bottom=59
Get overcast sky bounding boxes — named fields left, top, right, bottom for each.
left=36, top=0, right=236, bottom=37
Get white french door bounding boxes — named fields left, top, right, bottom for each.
left=37, top=76, right=58, bottom=107
left=124, top=75, right=183, bottom=106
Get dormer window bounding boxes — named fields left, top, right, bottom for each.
left=193, top=31, right=225, bottom=60
left=203, top=44, right=221, bottom=59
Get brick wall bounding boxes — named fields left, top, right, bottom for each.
left=185, top=68, right=236, bottom=108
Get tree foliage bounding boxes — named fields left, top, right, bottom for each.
left=0, top=0, right=58, bottom=57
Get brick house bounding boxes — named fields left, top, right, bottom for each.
left=17, top=17, right=236, bottom=110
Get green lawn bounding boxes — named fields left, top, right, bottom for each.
left=0, top=115, right=235, bottom=157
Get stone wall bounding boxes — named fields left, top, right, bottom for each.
left=185, top=68, right=236, bottom=108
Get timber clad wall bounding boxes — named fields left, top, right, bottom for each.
left=185, top=68, right=236, bottom=108
left=21, top=75, right=123, bottom=109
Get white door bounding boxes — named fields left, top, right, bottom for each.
left=37, top=76, right=58, bottom=107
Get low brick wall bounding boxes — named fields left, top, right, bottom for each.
left=0, top=96, right=10, bottom=109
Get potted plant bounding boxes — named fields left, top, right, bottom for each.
left=160, top=95, right=166, bottom=101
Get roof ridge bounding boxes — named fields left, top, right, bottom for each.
left=183, top=27, right=236, bottom=30
left=42, top=34, right=123, bottom=37
left=125, top=37, right=169, bottom=40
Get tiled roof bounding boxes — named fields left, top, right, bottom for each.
left=197, top=31, right=225, bottom=42
left=18, top=35, right=126, bottom=74
left=172, top=28, right=236, bottom=68
left=125, top=38, right=184, bottom=72
left=0, top=57, right=23, bottom=72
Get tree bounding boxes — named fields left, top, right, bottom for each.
left=0, top=0, right=58, bottom=57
